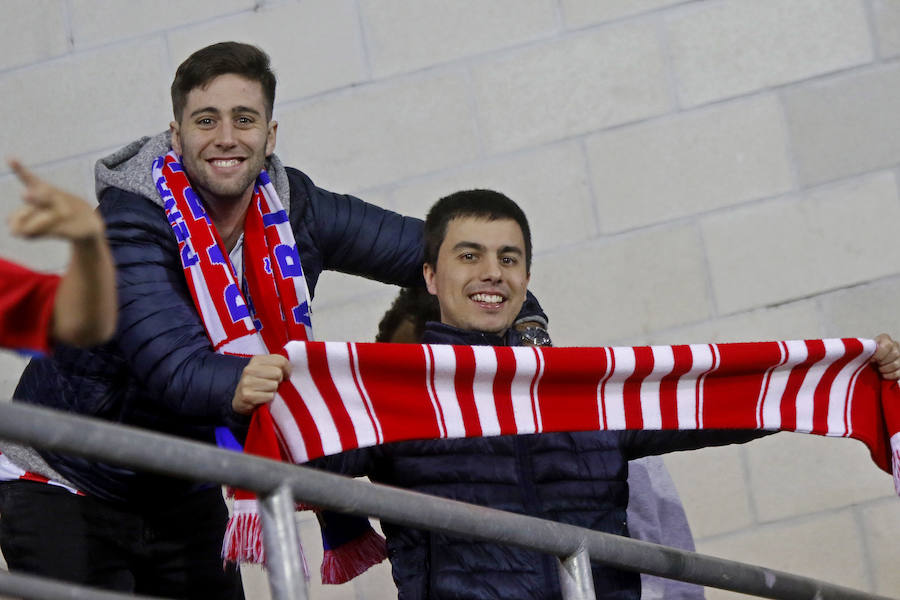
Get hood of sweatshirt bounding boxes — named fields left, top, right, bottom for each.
left=93, top=130, right=292, bottom=212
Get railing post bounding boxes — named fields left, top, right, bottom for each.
left=558, top=543, right=597, bottom=600
left=259, top=484, right=308, bottom=600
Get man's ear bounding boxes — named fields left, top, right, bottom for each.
left=169, top=121, right=182, bottom=154
left=266, top=120, right=278, bottom=157
left=423, top=263, right=438, bottom=296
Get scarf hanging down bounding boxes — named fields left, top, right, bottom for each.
left=153, top=151, right=386, bottom=584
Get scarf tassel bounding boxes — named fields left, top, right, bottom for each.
left=321, top=526, right=388, bottom=584
left=223, top=509, right=266, bottom=564
left=223, top=505, right=312, bottom=581
left=223, top=505, right=384, bottom=585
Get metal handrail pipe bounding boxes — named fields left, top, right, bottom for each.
left=558, top=544, right=597, bottom=600
left=259, top=484, right=308, bottom=600
left=0, top=401, right=893, bottom=600
left=0, top=570, right=167, bottom=600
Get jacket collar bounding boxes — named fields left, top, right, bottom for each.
left=422, top=321, right=521, bottom=347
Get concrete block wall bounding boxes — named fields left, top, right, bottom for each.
left=2, top=1, right=900, bottom=598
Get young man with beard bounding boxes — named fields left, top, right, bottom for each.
left=0, top=43, right=548, bottom=598
left=315, top=189, right=900, bottom=599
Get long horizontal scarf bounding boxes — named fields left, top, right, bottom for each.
left=260, top=337, right=898, bottom=488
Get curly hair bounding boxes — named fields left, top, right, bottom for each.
left=376, top=287, right=440, bottom=343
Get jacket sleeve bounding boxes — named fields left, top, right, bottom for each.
left=300, top=176, right=426, bottom=288
left=100, top=189, right=250, bottom=424
left=293, top=170, right=548, bottom=323
left=621, top=428, right=773, bottom=460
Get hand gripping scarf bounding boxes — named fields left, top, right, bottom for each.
left=153, top=152, right=386, bottom=584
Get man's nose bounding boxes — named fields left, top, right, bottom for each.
left=215, top=122, right=237, bottom=147
left=480, top=258, right=502, bottom=281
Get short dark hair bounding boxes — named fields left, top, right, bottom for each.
left=424, top=189, right=532, bottom=273
left=375, top=287, right=440, bottom=343
left=171, top=42, right=277, bottom=122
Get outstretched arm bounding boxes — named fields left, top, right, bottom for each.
left=7, top=159, right=116, bottom=347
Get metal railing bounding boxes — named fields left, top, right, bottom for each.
left=0, top=401, right=894, bottom=600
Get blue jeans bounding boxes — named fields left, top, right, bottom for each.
left=0, top=480, right=244, bottom=599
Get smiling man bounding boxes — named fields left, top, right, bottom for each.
left=169, top=72, right=277, bottom=252
left=423, top=192, right=530, bottom=336
left=0, top=43, right=549, bottom=598
left=313, top=189, right=900, bottom=600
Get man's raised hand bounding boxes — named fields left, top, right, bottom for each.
left=7, top=158, right=104, bottom=242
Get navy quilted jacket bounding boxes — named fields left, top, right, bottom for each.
left=317, top=322, right=764, bottom=600
left=14, top=158, right=424, bottom=502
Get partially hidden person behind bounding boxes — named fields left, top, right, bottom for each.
left=1, top=159, right=116, bottom=354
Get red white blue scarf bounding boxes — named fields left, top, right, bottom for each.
left=153, top=151, right=386, bottom=583
left=152, top=151, right=311, bottom=353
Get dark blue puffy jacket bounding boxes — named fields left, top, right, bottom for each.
left=14, top=165, right=425, bottom=503
left=317, top=322, right=765, bottom=600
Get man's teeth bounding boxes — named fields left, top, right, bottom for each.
left=471, top=293, right=504, bottom=303
left=211, top=159, right=241, bottom=167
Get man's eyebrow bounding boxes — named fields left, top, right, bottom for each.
left=231, top=105, right=263, bottom=116
left=187, top=105, right=263, bottom=118
left=452, top=241, right=486, bottom=253
left=498, top=245, right=524, bottom=255
left=188, top=106, right=221, bottom=119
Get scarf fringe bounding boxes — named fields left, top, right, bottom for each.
left=892, top=433, right=900, bottom=496
left=223, top=507, right=312, bottom=581
left=321, top=527, right=387, bottom=584
left=223, top=510, right=265, bottom=564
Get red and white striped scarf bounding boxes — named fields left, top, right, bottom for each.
left=265, top=337, right=899, bottom=486
left=225, top=335, right=900, bottom=575
left=33, top=336, right=900, bottom=576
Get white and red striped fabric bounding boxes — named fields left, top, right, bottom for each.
left=256, top=337, right=899, bottom=486
left=229, top=335, right=900, bottom=570
left=0, top=452, right=83, bottom=495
